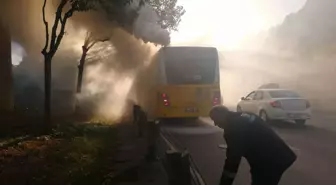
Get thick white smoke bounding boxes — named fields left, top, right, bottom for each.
left=2, top=0, right=173, bottom=120
left=132, top=2, right=170, bottom=45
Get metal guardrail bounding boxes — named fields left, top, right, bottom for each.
left=160, top=128, right=207, bottom=185
left=189, top=155, right=206, bottom=185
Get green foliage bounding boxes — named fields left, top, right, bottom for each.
left=45, top=0, right=185, bottom=52
left=69, top=0, right=133, bottom=12
left=145, top=0, right=186, bottom=32
left=98, top=0, right=138, bottom=32
left=69, top=0, right=97, bottom=11
left=97, top=0, right=185, bottom=32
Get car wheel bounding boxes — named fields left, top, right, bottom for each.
left=259, top=110, right=269, bottom=123
left=237, top=106, right=242, bottom=112
left=295, top=119, right=306, bottom=126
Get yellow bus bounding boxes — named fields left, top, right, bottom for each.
left=134, top=46, right=221, bottom=121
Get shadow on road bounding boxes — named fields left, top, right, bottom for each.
left=270, top=121, right=308, bottom=130
left=160, top=118, right=210, bottom=127
left=270, top=120, right=336, bottom=141
left=160, top=118, right=220, bottom=136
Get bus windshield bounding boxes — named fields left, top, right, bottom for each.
left=162, top=48, right=218, bottom=85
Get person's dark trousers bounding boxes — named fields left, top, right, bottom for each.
left=250, top=166, right=287, bottom=185
left=138, top=114, right=144, bottom=137
left=138, top=111, right=147, bottom=137
left=219, top=174, right=234, bottom=185
left=146, top=121, right=159, bottom=161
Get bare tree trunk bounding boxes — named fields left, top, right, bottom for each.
left=44, top=55, right=52, bottom=125
left=0, top=21, right=13, bottom=112
left=41, top=0, right=74, bottom=126
left=76, top=46, right=88, bottom=93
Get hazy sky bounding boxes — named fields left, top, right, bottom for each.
left=10, top=0, right=307, bottom=65
left=170, top=0, right=307, bottom=50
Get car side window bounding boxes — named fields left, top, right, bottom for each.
left=245, top=91, right=255, bottom=100
left=254, top=91, right=264, bottom=100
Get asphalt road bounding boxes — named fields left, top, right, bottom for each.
left=160, top=114, right=336, bottom=185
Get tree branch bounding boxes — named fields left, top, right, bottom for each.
left=98, top=38, right=110, bottom=42
left=49, top=0, right=68, bottom=55
left=41, top=0, right=49, bottom=55
left=87, top=41, right=97, bottom=50
left=87, top=36, right=110, bottom=50
left=52, top=7, right=75, bottom=54
left=84, top=31, right=94, bottom=47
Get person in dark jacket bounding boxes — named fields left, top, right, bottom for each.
left=132, top=104, right=146, bottom=137
left=209, top=105, right=297, bottom=185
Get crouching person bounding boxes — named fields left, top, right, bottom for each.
left=209, top=105, right=296, bottom=185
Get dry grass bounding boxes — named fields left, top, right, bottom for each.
left=0, top=119, right=117, bottom=185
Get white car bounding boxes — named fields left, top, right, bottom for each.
left=237, top=89, right=311, bottom=125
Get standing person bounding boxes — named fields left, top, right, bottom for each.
left=137, top=107, right=147, bottom=137
left=209, top=105, right=297, bottom=185
left=131, top=102, right=157, bottom=161
left=146, top=120, right=159, bottom=161
left=132, top=103, right=145, bottom=137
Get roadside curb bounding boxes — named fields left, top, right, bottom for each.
left=105, top=123, right=168, bottom=185
left=160, top=128, right=206, bottom=185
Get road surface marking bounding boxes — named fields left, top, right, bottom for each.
left=218, top=144, right=227, bottom=149
left=160, top=133, right=178, bottom=152
left=289, top=145, right=300, bottom=156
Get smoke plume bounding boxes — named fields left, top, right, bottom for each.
left=132, top=2, right=170, bottom=45
left=1, top=0, right=170, bottom=120
left=219, top=0, right=336, bottom=114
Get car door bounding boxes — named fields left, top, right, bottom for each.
left=240, top=91, right=256, bottom=113
left=251, top=91, right=264, bottom=114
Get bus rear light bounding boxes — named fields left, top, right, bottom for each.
left=163, top=99, right=170, bottom=106
left=213, top=92, right=221, bottom=105
left=161, top=93, right=170, bottom=106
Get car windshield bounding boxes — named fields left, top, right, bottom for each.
left=268, top=90, right=301, bottom=98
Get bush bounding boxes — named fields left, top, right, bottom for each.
left=0, top=122, right=117, bottom=185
